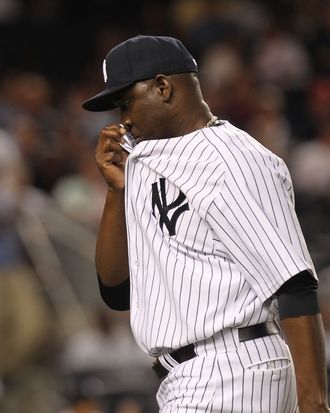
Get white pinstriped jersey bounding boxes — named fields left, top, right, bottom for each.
left=124, top=120, right=315, bottom=356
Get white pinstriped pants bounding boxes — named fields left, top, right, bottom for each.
left=156, top=328, right=298, bottom=413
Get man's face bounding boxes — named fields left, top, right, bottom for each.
left=112, top=78, right=170, bottom=143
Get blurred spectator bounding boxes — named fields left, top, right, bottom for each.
left=0, top=72, right=58, bottom=125
left=308, top=78, right=330, bottom=129
left=9, top=114, right=76, bottom=192
left=199, top=43, right=257, bottom=128
left=61, top=84, right=114, bottom=144
left=113, top=398, right=144, bottom=413
left=288, top=120, right=330, bottom=247
left=302, top=0, right=330, bottom=76
left=253, top=24, right=311, bottom=91
left=253, top=21, right=314, bottom=139
left=0, top=129, right=55, bottom=413
left=199, top=43, right=243, bottom=92
left=247, top=84, right=291, bottom=160
left=0, top=0, right=21, bottom=22
left=58, top=397, right=105, bottom=413
left=59, top=309, right=155, bottom=413
left=51, top=146, right=106, bottom=229
left=60, top=308, right=150, bottom=379
left=223, top=0, right=270, bottom=34
left=290, top=120, right=330, bottom=197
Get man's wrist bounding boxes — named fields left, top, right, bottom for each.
left=106, top=187, right=125, bottom=198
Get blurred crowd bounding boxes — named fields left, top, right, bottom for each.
left=0, top=0, right=329, bottom=412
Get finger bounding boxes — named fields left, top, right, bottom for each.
left=118, top=124, right=127, bottom=135
left=96, top=134, right=123, bottom=155
left=101, top=124, right=126, bottom=142
left=96, top=123, right=129, bottom=163
left=96, top=151, right=125, bottom=168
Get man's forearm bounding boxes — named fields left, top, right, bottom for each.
left=281, top=314, right=329, bottom=412
left=95, top=189, right=130, bottom=286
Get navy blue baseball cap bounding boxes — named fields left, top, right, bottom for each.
left=82, top=35, right=198, bottom=112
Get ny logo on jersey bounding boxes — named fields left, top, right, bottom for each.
left=152, top=178, right=189, bottom=236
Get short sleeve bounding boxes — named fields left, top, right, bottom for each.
left=206, top=166, right=316, bottom=302
left=97, top=276, right=130, bottom=311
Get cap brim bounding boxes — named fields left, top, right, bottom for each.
left=82, top=89, right=117, bottom=112
left=82, top=81, right=135, bottom=112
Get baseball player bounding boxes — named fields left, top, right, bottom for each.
left=82, top=35, right=329, bottom=412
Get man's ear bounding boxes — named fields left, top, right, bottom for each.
left=154, top=74, right=172, bottom=103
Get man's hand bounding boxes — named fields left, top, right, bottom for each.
left=281, top=314, right=330, bottom=413
left=95, top=124, right=128, bottom=191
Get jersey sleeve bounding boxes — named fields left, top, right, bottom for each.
left=206, top=162, right=316, bottom=303
left=97, top=276, right=130, bottom=311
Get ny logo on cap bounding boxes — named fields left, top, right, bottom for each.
left=152, top=178, right=189, bottom=236
left=103, top=60, right=107, bottom=83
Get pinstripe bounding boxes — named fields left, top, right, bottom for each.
left=259, top=371, right=265, bottom=412
left=153, top=240, right=172, bottom=344
left=225, top=351, right=235, bottom=413
left=179, top=357, right=198, bottom=407
left=233, top=341, right=246, bottom=413
left=219, top=186, right=281, bottom=284
left=208, top=209, right=273, bottom=290
left=224, top=127, right=266, bottom=211
left=183, top=357, right=206, bottom=412
left=146, top=236, right=165, bottom=349
left=250, top=371, right=255, bottom=413
left=279, top=177, right=308, bottom=258
left=212, top=260, right=222, bottom=335
left=193, top=258, right=204, bottom=340
left=191, top=166, right=225, bottom=212
left=220, top=177, right=287, bottom=278
left=195, top=356, right=217, bottom=412
left=159, top=133, right=200, bottom=182
left=145, top=137, right=176, bottom=173
left=172, top=141, right=207, bottom=187
left=206, top=127, right=310, bottom=275
left=269, top=169, right=293, bottom=242
left=154, top=245, right=175, bottom=344
left=222, top=262, right=234, bottom=330
left=140, top=217, right=158, bottom=348
left=231, top=127, right=280, bottom=225
left=131, top=161, right=149, bottom=334
left=274, top=369, right=281, bottom=413
left=216, top=359, right=224, bottom=412
left=138, top=216, right=158, bottom=344
left=202, top=259, right=213, bottom=338
left=178, top=251, right=188, bottom=347
left=168, top=259, right=180, bottom=348
left=185, top=259, right=197, bottom=343
left=234, top=131, right=307, bottom=264
left=210, top=179, right=299, bottom=280
left=282, top=368, right=291, bottom=412
left=125, top=121, right=313, bottom=412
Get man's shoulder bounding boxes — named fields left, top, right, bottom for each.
left=204, top=121, right=286, bottom=182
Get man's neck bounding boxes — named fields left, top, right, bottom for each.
left=171, top=101, right=214, bottom=137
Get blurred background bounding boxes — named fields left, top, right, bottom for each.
left=0, top=0, right=329, bottom=412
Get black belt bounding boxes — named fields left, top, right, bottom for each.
left=152, top=321, right=280, bottom=380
